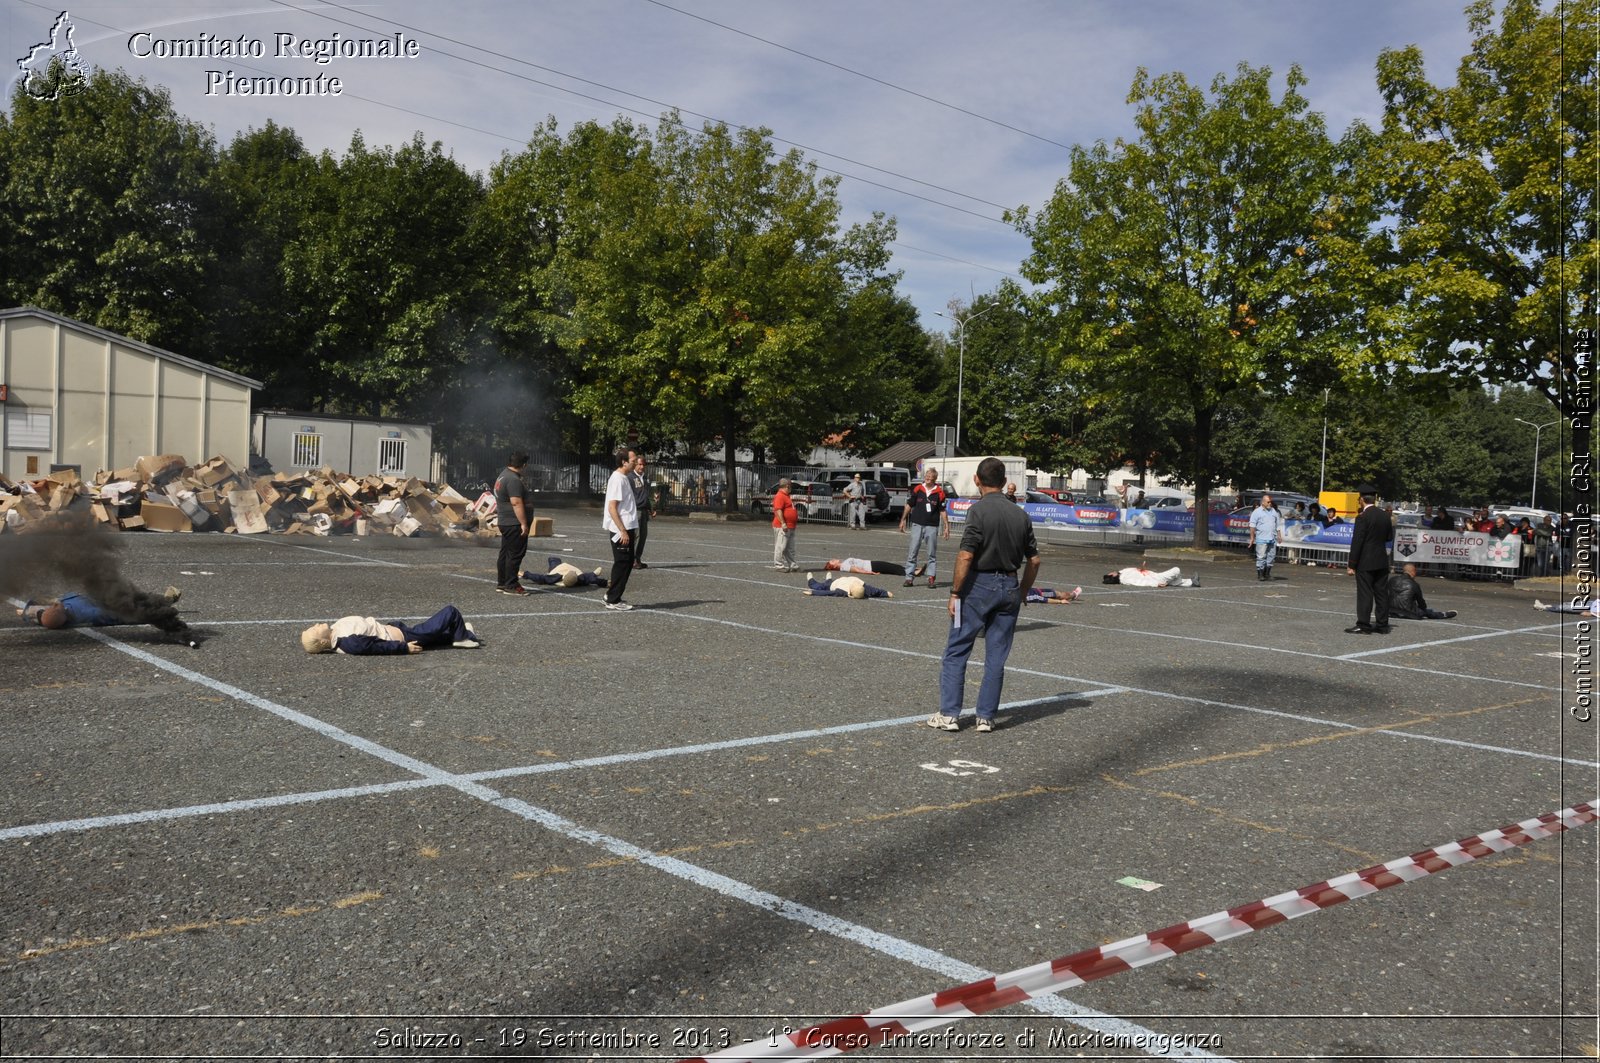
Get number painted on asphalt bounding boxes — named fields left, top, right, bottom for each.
left=920, top=760, right=1000, bottom=776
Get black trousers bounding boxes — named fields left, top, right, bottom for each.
left=607, top=533, right=635, bottom=604
left=634, top=512, right=649, bottom=563
left=1354, top=567, right=1391, bottom=629
left=497, top=526, right=528, bottom=587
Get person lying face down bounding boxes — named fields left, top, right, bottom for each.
left=18, top=587, right=192, bottom=642
left=300, top=605, right=481, bottom=655
left=1102, top=564, right=1199, bottom=588
left=803, top=573, right=894, bottom=599
left=1025, top=585, right=1083, bottom=604
left=821, top=558, right=906, bottom=576
left=521, top=556, right=609, bottom=587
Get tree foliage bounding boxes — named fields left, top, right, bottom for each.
left=0, top=69, right=217, bottom=354
left=1364, top=0, right=1595, bottom=414
left=1015, top=63, right=1362, bottom=545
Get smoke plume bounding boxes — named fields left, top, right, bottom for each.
left=0, top=513, right=195, bottom=641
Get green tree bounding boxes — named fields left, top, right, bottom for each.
left=478, top=117, right=659, bottom=488
left=204, top=121, right=320, bottom=406
left=1365, top=0, right=1596, bottom=414
left=603, top=118, right=887, bottom=508
left=0, top=68, right=218, bottom=354
left=1015, top=64, right=1363, bottom=546
left=281, top=132, right=484, bottom=416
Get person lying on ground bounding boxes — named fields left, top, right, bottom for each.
left=521, top=556, right=608, bottom=587
left=803, top=573, right=894, bottom=599
left=18, top=587, right=190, bottom=643
left=1102, top=564, right=1199, bottom=588
left=821, top=557, right=906, bottom=576
left=1386, top=562, right=1457, bottom=620
left=1534, top=598, right=1599, bottom=616
left=300, top=605, right=482, bottom=655
left=1025, top=586, right=1083, bottom=604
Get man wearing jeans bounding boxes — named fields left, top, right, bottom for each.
left=1247, top=493, right=1282, bottom=582
left=929, top=457, right=1040, bottom=734
left=899, top=466, right=950, bottom=588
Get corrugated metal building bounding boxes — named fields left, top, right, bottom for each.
left=0, top=306, right=261, bottom=481
left=252, top=410, right=436, bottom=480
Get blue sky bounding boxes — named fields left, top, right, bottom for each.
left=3, top=0, right=1478, bottom=330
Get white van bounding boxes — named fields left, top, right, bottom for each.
left=823, top=466, right=912, bottom=514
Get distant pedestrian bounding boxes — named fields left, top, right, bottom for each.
left=601, top=449, right=640, bottom=611
left=1248, top=492, right=1283, bottom=581
left=630, top=452, right=654, bottom=569
left=771, top=477, right=800, bottom=571
left=494, top=452, right=531, bottom=595
left=1345, top=485, right=1393, bottom=634
left=929, top=457, right=1040, bottom=734
left=844, top=474, right=868, bottom=529
left=899, top=466, right=950, bottom=588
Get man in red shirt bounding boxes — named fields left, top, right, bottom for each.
left=771, top=478, right=800, bottom=572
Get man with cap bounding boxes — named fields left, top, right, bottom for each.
left=1345, top=484, right=1394, bottom=634
left=843, top=473, right=868, bottom=529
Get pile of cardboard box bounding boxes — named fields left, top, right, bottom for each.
left=0, top=455, right=554, bottom=539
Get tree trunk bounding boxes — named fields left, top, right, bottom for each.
left=1190, top=405, right=1214, bottom=550
left=722, top=403, right=739, bottom=513
left=576, top=416, right=593, bottom=497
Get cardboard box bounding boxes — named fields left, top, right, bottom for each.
left=137, top=454, right=187, bottom=484
left=139, top=499, right=192, bottom=532
left=531, top=516, right=554, bottom=537
left=393, top=515, right=423, bottom=537
left=226, top=490, right=269, bottom=535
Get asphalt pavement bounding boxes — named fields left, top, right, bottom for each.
left=1, top=504, right=1595, bottom=1061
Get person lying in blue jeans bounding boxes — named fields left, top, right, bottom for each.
left=300, top=605, right=482, bottom=655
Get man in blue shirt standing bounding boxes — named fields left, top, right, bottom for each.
left=1247, top=493, right=1283, bottom=582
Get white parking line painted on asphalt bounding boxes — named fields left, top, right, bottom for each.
left=0, top=693, right=1118, bottom=841
left=1334, top=622, right=1567, bottom=660
left=238, top=534, right=411, bottom=567
left=36, top=628, right=1228, bottom=1062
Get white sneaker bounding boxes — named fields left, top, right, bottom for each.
left=452, top=639, right=482, bottom=648
left=604, top=601, right=633, bottom=611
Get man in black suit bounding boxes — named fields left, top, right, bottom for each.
left=1345, top=485, right=1394, bottom=634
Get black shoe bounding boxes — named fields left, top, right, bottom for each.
left=634, top=561, right=648, bottom=569
left=1374, top=625, right=1392, bottom=634
left=1343, top=625, right=1371, bottom=634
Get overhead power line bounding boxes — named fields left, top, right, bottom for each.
left=642, top=0, right=1075, bottom=152
left=271, top=0, right=1013, bottom=220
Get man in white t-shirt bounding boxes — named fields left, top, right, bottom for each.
left=601, top=449, right=640, bottom=611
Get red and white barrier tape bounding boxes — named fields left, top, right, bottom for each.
left=683, top=798, right=1599, bottom=1062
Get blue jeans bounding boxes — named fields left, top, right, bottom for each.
left=939, top=572, right=1021, bottom=720
left=1255, top=539, right=1277, bottom=571
left=905, top=523, right=939, bottom=579
left=397, top=605, right=471, bottom=648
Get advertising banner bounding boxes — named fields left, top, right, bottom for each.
left=1393, top=527, right=1523, bottom=569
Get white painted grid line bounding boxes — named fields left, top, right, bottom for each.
left=36, top=626, right=1231, bottom=1062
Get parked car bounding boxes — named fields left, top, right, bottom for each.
left=750, top=480, right=843, bottom=522
left=828, top=476, right=890, bottom=519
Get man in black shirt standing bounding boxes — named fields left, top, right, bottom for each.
left=930, top=457, right=1040, bottom=733
left=494, top=452, right=531, bottom=595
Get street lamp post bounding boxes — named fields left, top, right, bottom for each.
left=1318, top=387, right=1330, bottom=497
left=1514, top=417, right=1558, bottom=509
left=935, top=304, right=998, bottom=452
